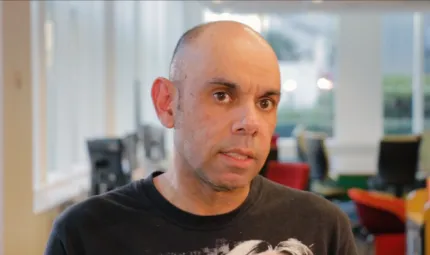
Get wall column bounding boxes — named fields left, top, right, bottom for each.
left=333, top=13, right=383, bottom=174
left=412, top=12, right=425, bottom=134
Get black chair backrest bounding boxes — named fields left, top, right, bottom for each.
left=122, top=133, right=139, bottom=171
left=378, top=136, right=421, bottom=184
left=87, top=138, right=132, bottom=196
left=137, top=124, right=167, bottom=162
left=305, top=136, right=329, bottom=180
left=295, top=135, right=308, bottom=163
left=292, top=125, right=307, bottom=162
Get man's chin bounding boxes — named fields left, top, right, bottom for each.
left=194, top=168, right=254, bottom=192
left=207, top=175, right=251, bottom=192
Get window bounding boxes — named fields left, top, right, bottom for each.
left=112, top=1, right=138, bottom=135
left=203, top=10, right=337, bottom=137
left=382, top=14, right=414, bottom=134
left=32, top=1, right=182, bottom=212
left=41, top=1, right=107, bottom=181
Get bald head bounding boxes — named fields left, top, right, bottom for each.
left=152, top=20, right=281, bottom=190
left=169, top=21, right=278, bottom=83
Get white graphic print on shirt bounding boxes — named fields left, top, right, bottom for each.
left=227, top=239, right=314, bottom=255
left=165, top=238, right=314, bottom=255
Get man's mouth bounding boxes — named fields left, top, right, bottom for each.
left=221, top=152, right=250, bottom=160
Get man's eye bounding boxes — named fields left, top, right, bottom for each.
left=213, top=92, right=232, bottom=104
left=258, top=99, right=275, bottom=111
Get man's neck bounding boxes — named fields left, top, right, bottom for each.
left=153, top=169, right=251, bottom=216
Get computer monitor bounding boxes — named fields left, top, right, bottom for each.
left=87, top=138, right=132, bottom=196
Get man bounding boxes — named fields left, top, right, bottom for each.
left=45, top=21, right=358, bottom=255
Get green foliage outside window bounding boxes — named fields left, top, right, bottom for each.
left=382, top=74, right=430, bottom=134
left=265, top=29, right=430, bottom=137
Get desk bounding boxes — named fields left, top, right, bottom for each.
left=406, top=189, right=428, bottom=255
left=407, top=218, right=425, bottom=255
left=409, top=212, right=425, bottom=226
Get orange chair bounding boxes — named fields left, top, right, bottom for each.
left=266, top=161, right=310, bottom=190
left=348, top=188, right=406, bottom=255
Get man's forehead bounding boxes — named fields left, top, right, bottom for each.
left=171, top=22, right=280, bottom=90
left=182, top=43, right=279, bottom=77
left=179, top=56, right=281, bottom=96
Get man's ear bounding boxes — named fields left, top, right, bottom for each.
left=151, top=77, right=175, bottom=128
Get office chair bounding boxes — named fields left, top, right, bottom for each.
left=87, top=138, right=132, bottom=196
left=266, top=161, right=310, bottom=190
left=348, top=188, right=406, bottom=255
left=368, top=135, right=421, bottom=197
left=306, top=133, right=329, bottom=180
left=136, top=124, right=168, bottom=175
left=419, top=130, right=430, bottom=179
left=305, top=133, right=346, bottom=200
left=137, top=124, right=167, bottom=162
left=122, top=133, right=139, bottom=171
left=291, top=125, right=308, bottom=162
left=295, top=131, right=308, bottom=163
left=260, top=134, right=279, bottom=177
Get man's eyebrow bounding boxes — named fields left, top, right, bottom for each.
left=263, top=90, right=281, bottom=97
left=207, top=77, right=238, bottom=89
left=208, top=77, right=281, bottom=97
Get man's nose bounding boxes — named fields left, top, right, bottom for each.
left=231, top=106, right=260, bottom=136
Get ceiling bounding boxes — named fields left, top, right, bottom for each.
left=198, top=1, right=430, bottom=14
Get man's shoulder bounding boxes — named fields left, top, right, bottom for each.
left=53, top=180, right=149, bottom=232
left=258, top=176, right=349, bottom=223
left=257, top=178, right=358, bottom=254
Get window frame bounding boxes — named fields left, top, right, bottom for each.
left=31, top=1, right=111, bottom=213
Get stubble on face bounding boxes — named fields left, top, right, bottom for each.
left=173, top=83, right=241, bottom=192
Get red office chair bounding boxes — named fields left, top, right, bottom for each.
left=348, top=188, right=406, bottom=255
left=260, top=134, right=279, bottom=177
left=266, top=161, right=310, bottom=190
left=271, top=134, right=279, bottom=149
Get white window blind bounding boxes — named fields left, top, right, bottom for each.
left=44, top=1, right=106, bottom=175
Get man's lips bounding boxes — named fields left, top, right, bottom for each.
left=220, top=148, right=255, bottom=160
left=221, top=152, right=251, bottom=160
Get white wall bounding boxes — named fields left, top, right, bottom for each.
left=333, top=13, right=382, bottom=174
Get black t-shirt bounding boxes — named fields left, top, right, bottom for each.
left=44, top=171, right=358, bottom=255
